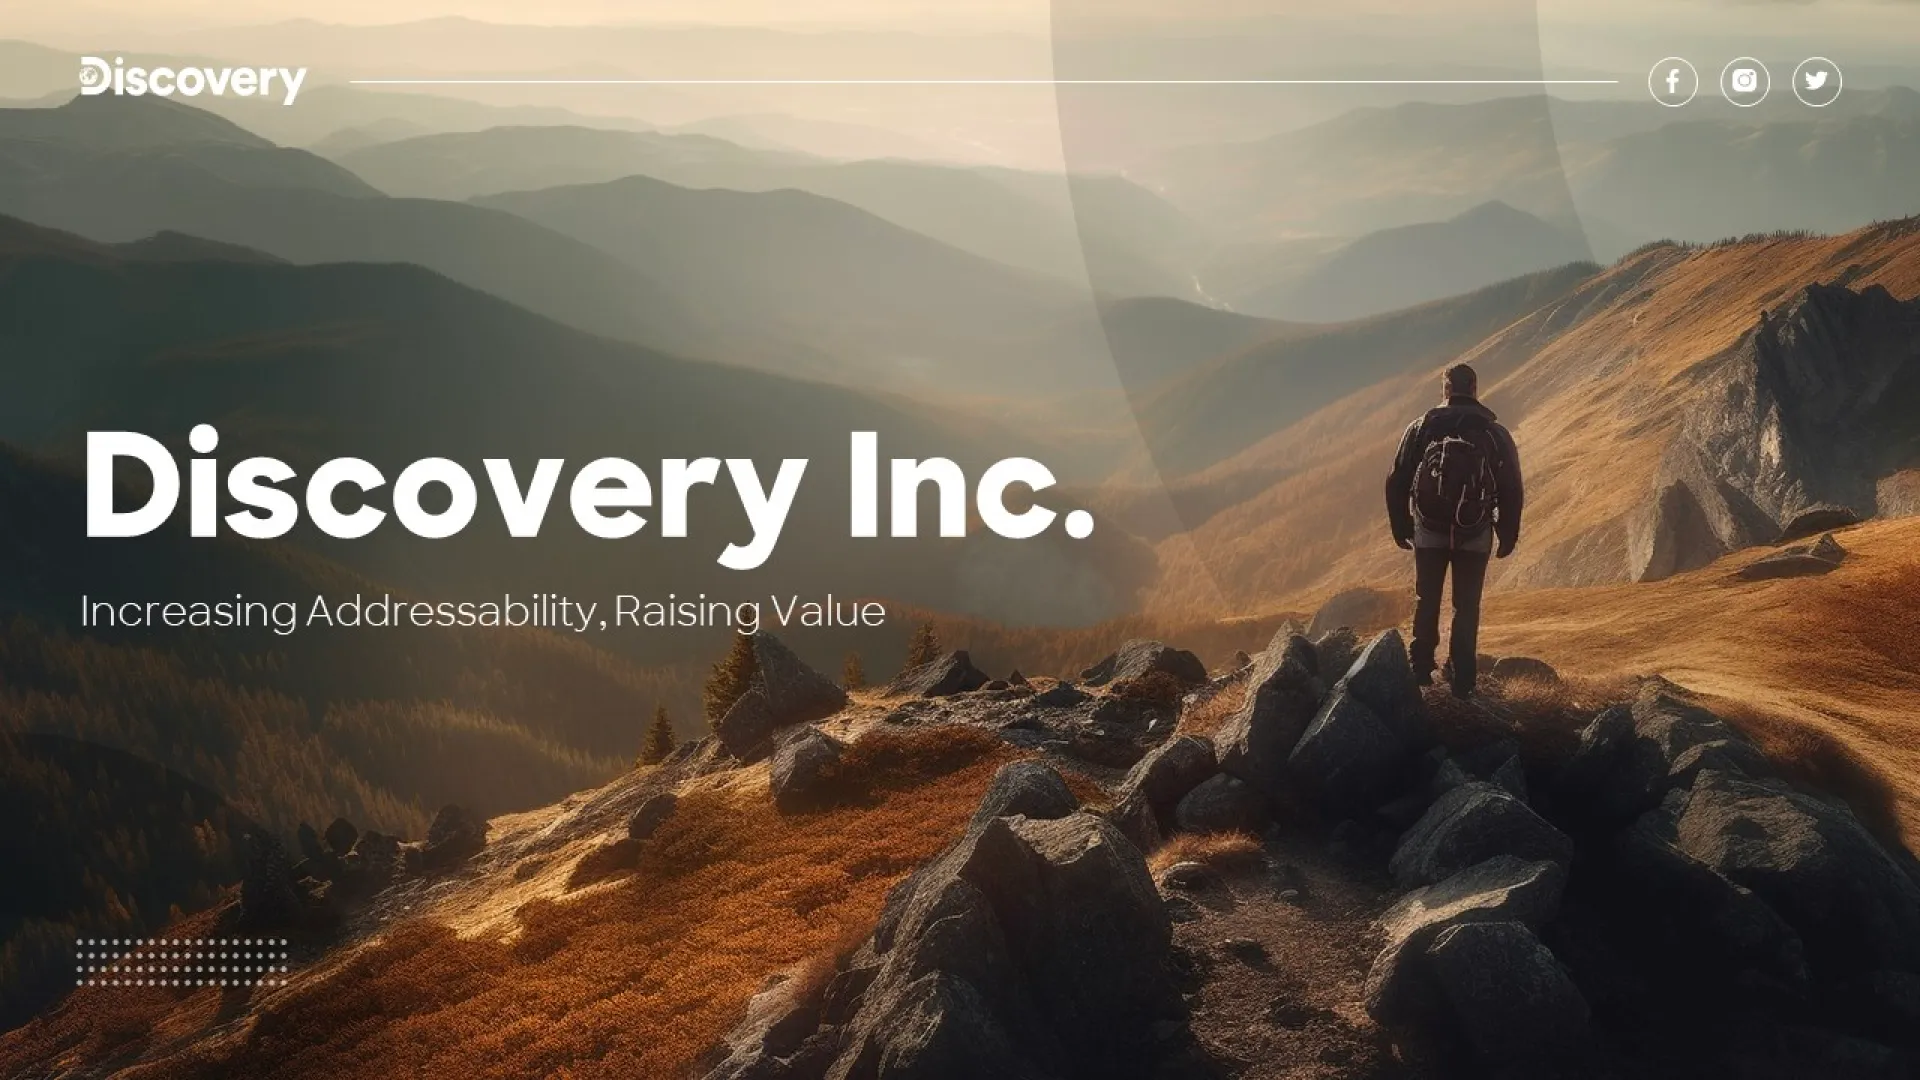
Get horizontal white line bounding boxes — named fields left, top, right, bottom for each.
left=348, top=78, right=1621, bottom=86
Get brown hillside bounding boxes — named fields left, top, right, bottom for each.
left=1480, top=516, right=1920, bottom=841
left=1145, top=220, right=1920, bottom=620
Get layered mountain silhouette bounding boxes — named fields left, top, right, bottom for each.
left=474, top=175, right=1110, bottom=392
left=335, top=124, right=1202, bottom=295
left=1216, top=201, right=1592, bottom=322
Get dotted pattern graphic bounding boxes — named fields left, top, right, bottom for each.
left=75, top=938, right=291, bottom=988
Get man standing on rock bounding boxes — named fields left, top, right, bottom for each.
left=1385, top=363, right=1523, bottom=698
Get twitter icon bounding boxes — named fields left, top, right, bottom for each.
left=1793, top=57, right=1842, bottom=107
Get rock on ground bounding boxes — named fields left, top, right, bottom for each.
left=1174, top=773, right=1267, bottom=835
left=1424, top=920, right=1590, bottom=1063
left=1365, top=855, right=1567, bottom=1031
left=1079, top=639, right=1208, bottom=688
left=1671, top=767, right=1920, bottom=974
left=1217, top=630, right=1322, bottom=797
left=415, top=804, right=488, bottom=871
left=708, top=773, right=1175, bottom=1080
left=770, top=727, right=844, bottom=810
left=1389, top=782, right=1573, bottom=889
left=1737, top=533, right=1847, bottom=580
left=715, top=688, right=779, bottom=762
left=886, top=650, right=991, bottom=698
left=627, top=792, right=678, bottom=842
left=1285, top=688, right=1408, bottom=815
left=1777, top=504, right=1862, bottom=544
left=1489, top=656, right=1559, bottom=683
left=750, top=632, right=849, bottom=726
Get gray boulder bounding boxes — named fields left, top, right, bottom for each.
left=750, top=632, right=849, bottom=726
left=1124, top=735, right=1217, bottom=808
left=1777, top=504, right=1862, bottom=544
left=1338, top=629, right=1425, bottom=743
left=1672, top=768, right=1920, bottom=973
left=715, top=688, right=779, bottom=762
left=1738, top=534, right=1847, bottom=580
left=756, top=810, right=1172, bottom=1080
left=1610, top=800, right=1808, bottom=982
left=969, top=760, right=1079, bottom=831
left=324, top=817, right=359, bottom=856
left=1365, top=855, right=1567, bottom=1029
left=416, top=804, right=488, bottom=871
left=628, top=792, right=678, bottom=842
left=1312, top=627, right=1361, bottom=687
left=1489, top=656, right=1559, bottom=683
left=1389, top=782, right=1573, bottom=889
left=888, top=651, right=992, bottom=698
left=1216, top=630, right=1323, bottom=796
left=1425, top=920, right=1590, bottom=1063
left=1174, top=773, right=1267, bottom=834
left=1285, top=688, right=1408, bottom=814
left=770, top=727, right=844, bottom=810
left=1557, top=688, right=1772, bottom=825
left=1080, top=639, right=1208, bottom=688
left=1117, top=735, right=1216, bottom=826
left=1032, top=681, right=1090, bottom=708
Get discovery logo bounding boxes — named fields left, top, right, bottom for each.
left=79, top=56, right=309, bottom=106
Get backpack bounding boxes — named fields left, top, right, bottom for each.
left=1412, top=411, right=1498, bottom=536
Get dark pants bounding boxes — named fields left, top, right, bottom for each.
left=1411, top=546, right=1490, bottom=689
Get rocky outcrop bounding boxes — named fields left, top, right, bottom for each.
left=1216, top=629, right=1323, bottom=797
left=1113, top=735, right=1215, bottom=848
left=751, top=632, right=850, bottom=726
left=414, top=804, right=488, bottom=872
left=1778, top=504, right=1862, bottom=543
left=1173, top=773, right=1266, bottom=835
left=886, top=650, right=991, bottom=698
left=1388, top=782, right=1572, bottom=888
left=1630, top=284, right=1920, bottom=581
left=716, top=635, right=850, bottom=762
left=705, top=763, right=1178, bottom=1080
left=1365, top=855, right=1568, bottom=1030
left=1488, top=656, right=1558, bottom=683
left=1737, top=533, right=1846, bottom=580
left=239, top=832, right=301, bottom=929
left=1079, top=639, right=1208, bottom=688
left=771, top=727, right=844, bottom=810
left=627, top=792, right=678, bottom=842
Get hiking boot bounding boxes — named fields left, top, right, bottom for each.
left=1414, top=669, right=1435, bottom=687
left=1450, top=680, right=1475, bottom=701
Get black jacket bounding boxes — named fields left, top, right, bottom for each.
left=1385, top=397, right=1524, bottom=552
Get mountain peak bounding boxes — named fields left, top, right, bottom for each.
left=0, top=93, right=273, bottom=151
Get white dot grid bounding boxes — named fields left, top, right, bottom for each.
left=73, top=938, right=293, bottom=988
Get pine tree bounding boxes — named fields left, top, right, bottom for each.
left=640, top=704, right=676, bottom=765
left=843, top=652, right=866, bottom=691
left=905, top=621, right=941, bottom=669
left=704, top=634, right=759, bottom=725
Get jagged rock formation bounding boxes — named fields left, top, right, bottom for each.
left=885, top=650, right=991, bottom=698
left=771, top=727, right=845, bottom=810
left=1738, top=532, right=1847, bottom=579
left=1079, top=639, right=1208, bottom=689
left=703, top=762, right=1181, bottom=1080
left=718, top=633, right=851, bottom=761
left=1630, top=283, right=1920, bottom=580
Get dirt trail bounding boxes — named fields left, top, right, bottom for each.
left=1169, top=831, right=1429, bottom=1080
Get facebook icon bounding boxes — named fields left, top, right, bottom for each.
left=1649, top=56, right=1698, bottom=106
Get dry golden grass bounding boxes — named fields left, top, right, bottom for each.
left=0, top=730, right=1015, bottom=1080
left=1144, top=222, right=1920, bottom=621
left=1178, top=679, right=1248, bottom=739
left=1480, top=517, right=1920, bottom=841
left=1147, top=831, right=1266, bottom=877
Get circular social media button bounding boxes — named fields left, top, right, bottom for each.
left=1648, top=57, right=1699, bottom=107
left=1792, top=57, right=1843, bottom=108
left=1720, top=57, right=1771, bottom=107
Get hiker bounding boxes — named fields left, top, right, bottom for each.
left=1384, top=363, right=1523, bottom=698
